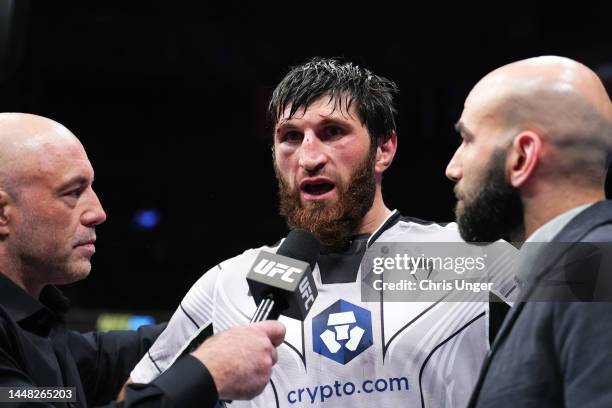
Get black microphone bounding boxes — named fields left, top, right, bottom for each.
left=247, top=229, right=320, bottom=322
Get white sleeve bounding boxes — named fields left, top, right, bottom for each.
left=130, top=263, right=222, bottom=383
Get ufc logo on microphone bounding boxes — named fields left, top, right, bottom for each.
left=299, top=276, right=315, bottom=311
left=253, top=259, right=302, bottom=283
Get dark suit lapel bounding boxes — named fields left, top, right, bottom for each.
left=490, top=200, right=612, bottom=349
left=468, top=201, right=612, bottom=407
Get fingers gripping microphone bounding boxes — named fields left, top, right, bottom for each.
left=247, top=229, right=320, bottom=322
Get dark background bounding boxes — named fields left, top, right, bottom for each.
left=1, top=1, right=611, bottom=314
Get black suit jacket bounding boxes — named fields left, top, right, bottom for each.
left=469, top=200, right=612, bottom=408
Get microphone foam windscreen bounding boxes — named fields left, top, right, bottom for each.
left=277, top=229, right=320, bottom=270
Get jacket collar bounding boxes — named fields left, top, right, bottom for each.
left=552, top=200, right=612, bottom=242
left=0, top=272, right=70, bottom=328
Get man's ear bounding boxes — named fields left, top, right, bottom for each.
left=375, top=130, right=398, bottom=174
left=507, top=131, right=542, bottom=188
left=0, top=190, right=10, bottom=237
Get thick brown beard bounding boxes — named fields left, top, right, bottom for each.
left=276, top=150, right=377, bottom=252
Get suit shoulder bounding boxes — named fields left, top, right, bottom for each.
left=581, top=222, right=612, bottom=242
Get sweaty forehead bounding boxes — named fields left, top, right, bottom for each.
left=276, top=95, right=361, bottom=126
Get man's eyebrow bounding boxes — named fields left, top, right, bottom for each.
left=275, top=115, right=353, bottom=133
left=275, top=121, right=299, bottom=133
left=318, top=116, right=353, bottom=127
left=454, top=121, right=474, bottom=138
left=57, top=176, right=91, bottom=191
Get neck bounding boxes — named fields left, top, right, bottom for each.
left=355, top=187, right=392, bottom=235
left=516, top=185, right=604, bottom=241
left=0, top=250, right=44, bottom=298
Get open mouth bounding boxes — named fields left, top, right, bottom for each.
left=299, top=178, right=336, bottom=199
left=302, top=182, right=335, bottom=196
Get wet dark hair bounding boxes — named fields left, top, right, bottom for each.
left=268, top=57, right=399, bottom=144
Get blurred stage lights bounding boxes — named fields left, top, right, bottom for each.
left=97, top=313, right=156, bottom=331
left=133, top=209, right=160, bottom=230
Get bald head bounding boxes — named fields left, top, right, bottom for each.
left=0, top=113, right=86, bottom=197
left=465, top=56, right=612, bottom=186
left=473, top=56, right=611, bottom=120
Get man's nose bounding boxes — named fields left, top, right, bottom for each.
left=446, top=150, right=463, bottom=182
left=298, top=132, right=328, bottom=174
left=81, top=188, right=107, bottom=227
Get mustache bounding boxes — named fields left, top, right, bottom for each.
left=73, top=228, right=97, bottom=246
left=453, top=185, right=463, bottom=200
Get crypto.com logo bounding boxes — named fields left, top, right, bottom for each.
left=312, top=300, right=373, bottom=365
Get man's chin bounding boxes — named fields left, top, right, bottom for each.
left=61, top=262, right=92, bottom=284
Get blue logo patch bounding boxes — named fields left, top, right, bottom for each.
left=312, top=299, right=373, bottom=364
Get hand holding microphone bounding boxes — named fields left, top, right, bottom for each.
left=191, top=320, right=286, bottom=401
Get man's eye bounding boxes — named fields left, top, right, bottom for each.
left=282, top=131, right=302, bottom=142
left=65, top=188, right=83, bottom=198
left=323, top=126, right=343, bottom=139
left=460, top=133, right=473, bottom=144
